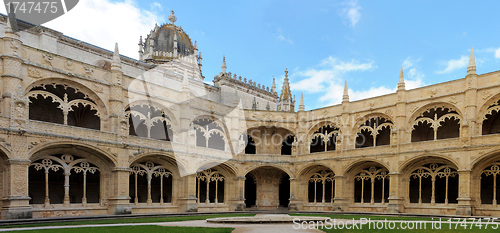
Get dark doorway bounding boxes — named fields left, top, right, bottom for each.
left=245, top=174, right=257, bottom=208
left=279, top=174, right=290, bottom=207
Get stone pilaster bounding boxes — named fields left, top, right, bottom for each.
left=233, top=176, right=246, bottom=211
left=456, top=169, right=473, bottom=216
left=1, top=20, right=23, bottom=119
left=109, top=43, right=124, bottom=133
left=177, top=174, right=198, bottom=212
left=387, top=172, right=404, bottom=213
left=288, top=177, right=302, bottom=211
left=2, top=159, right=32, bottom=219
left=107, top=167, right=132, bottom=215
left=332, top=175, right=347, bottom=211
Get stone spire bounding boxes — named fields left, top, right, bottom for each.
left=277, top=68, right=295, bottom=112
left=138, top=36, right=144, bottom=60
left=342, top=81, right=349, bottom=103
left=221, top=56, right=227, bottom=73
left=398, top=66, right=405, bottom=91
left=6, top=4, right=19, bottom=34
left=112, top=43, right=121, bottom=70
left=271, top=76, right=276, bottom=93
left=467, top=47, right=476, bottom=75
left=299, top=92, right=305, bottom=111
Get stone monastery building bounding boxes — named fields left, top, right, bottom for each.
left=1, top=11, right=500, bottom=219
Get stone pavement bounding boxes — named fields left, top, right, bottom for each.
left=0, top=214, right=323, bottom=233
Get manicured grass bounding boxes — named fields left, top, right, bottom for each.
left=319, top=222, right=500, bottom=233
left=289, top=213, right=436, bottom=221
left=11, top=226, right=234, bottom=233
left=0, top=214, right=254, bottom=228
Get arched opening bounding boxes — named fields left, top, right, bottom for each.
left=355, top=117, right=392, bottom=148
left=281, top=135, right=295, bottom=155
left=28, top=84, right=101, bottom=130
left=245, top=135, right=256, bottom=155
left=196, top=169, right=225, bottom=204
left=29, top=154, right=101, bottom=205
left=0, top=152, right=6, bottom=201
left=127, top=104, right=173, bottom=141
left=193, top=118, right=226, bottom=151
left=480, top=162, right=500, bottom=205
left=245, top=174, right=257, bottom=208
left=308, top=170, right=335, bottom=204
left=245, top=166, right=290, bottom=209
left=129, top=161, right=174, bottom=205
left=408, top=163, right=458, bottom=204
left=309, top=125, right=339, bottom=153
left=353, top=166, right=389, bottom=204
left=411, top=106, right=460, bottom=142
left=482, top=100, right=500, bottom=135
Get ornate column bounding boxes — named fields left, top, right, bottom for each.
left=1, top=18, right=23, bottom=119
left=387, top=172, right=405, bottom=213
left=107, top=166, right=132, bottom=215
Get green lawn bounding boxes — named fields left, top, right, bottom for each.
left=319, top=222, right=500, bottom=233
left=289, top=213, right=436, bottom=221
left=11, top=226, right=233, bottom=233
left=0, top=214, right=254, bottom=228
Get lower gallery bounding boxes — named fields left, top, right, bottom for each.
left=1, top=12, right=500, bottom=219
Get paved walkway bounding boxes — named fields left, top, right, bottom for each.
left=0, top=214, right=322, bottom=233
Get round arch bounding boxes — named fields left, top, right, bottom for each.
left=125, top=100, right=179, bottom=133
left=129, top=152, right=185, bottom=178
left=398, top=154, right=459, bottom=174
left=25, top=78, right=109, bottom=118
left=407, top=102, right=463, bottom=125
left=342, top=159, right=391, bottom=176
left=477, top=93, right=500, bottom=124
left=242, top=164, right=294, bottom=178
left=297, top=163, right=337, bottom=178
left=352, top=112, right=394, bottom=133
left=307, top=120, right=340, bottom=138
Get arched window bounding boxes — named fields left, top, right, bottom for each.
left=310, top=125, right=339, bottom=153
left=308, top=170, right=335, bottom=203
left=193, top=118, right=226, bottom=151
left=28, top=84, right=100, bottom=130
left=196, top=169, right=225, bottom=204
left=409, top=163, right=458, bottom=204
left=245, top=135, right=256, bottom=154
left=480, top=162, right=500, bottom=205
left=281, top=135, right=295, bottom=155
left=482, top=100, right=500, bottom=135
left=129, top=161, right=173, bottom=205
left=355, top=117, right=393, bottom=148
left=354, top=166, right=389, bottom=204
left=127, top=104, right=173, bottom=141
left=29, top=154, right=100, bottom=205
left=411, top=107, right=460, bottom=142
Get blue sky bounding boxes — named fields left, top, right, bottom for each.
left=3, top=0, right=500, bottom=110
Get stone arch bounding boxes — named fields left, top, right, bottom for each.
left=245, top=126, right=294, bottom=155
left=307, top=120, right=340, bottom=137
left=307, top=121, right=341, bottom=153
left=297, top=164, right=336, bottom=204
left=28, top=143, right=115, bottom=206
left=195, top=162, right=237, bottom=205
left=353, top=113, right=394, bottom=148
left=191, top=115, right=231, bottom=151
left=244, top=165, right=292, bottom=208
left=0, top=148, right=8, bottom=200
left=470, top=150, right=500, bottom=205
left=478, top=94, right=500, bottom=135
left=343, top=160, right=390, bottom=204
left=400, top=155, right=459, bottom=205
left=409, top=102, right=462, bottom=142
left=129, top=152, right=184, bottom=177
left=25, top=78, right=109, bottom=118
left=243, top=164, right=294, bottom=178
left=0, top=144, right=11, bottom=160
left=399, top=154, right=459, bottom=174
left=128, top=154, right=180, bottom=205
left=125, top=100, right=179, bottom=133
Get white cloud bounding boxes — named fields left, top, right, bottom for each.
left=496, top=48, right=500, bottom=59
left=1, top=0, right=164, bottom=59
left=291, top=56, right=425, bottom=107
left=436, top=56, right=469, bottom=74
left=341, top=0, right=361, bottom=27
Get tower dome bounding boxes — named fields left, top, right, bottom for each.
left=139, top=11, right=196, bottom=62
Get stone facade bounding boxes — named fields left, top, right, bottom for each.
left=1, top=13, right=500, bottom=220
